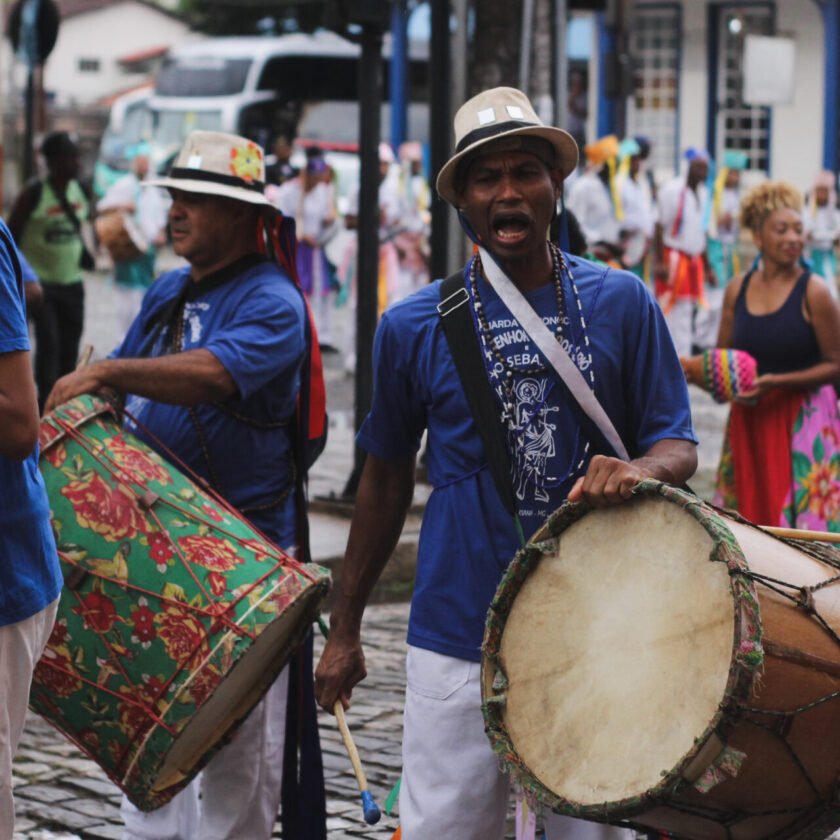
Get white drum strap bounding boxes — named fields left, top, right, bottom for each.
left=477, top=246, right=630, bottom=461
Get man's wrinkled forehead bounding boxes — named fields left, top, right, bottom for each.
left=458, top=136, right=557, bottom=179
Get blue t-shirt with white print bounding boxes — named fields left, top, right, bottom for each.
left=358, top=253, right=697, bottom=661
left=114, top=255, right=306, bottom=546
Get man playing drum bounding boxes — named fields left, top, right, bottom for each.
left=315, top=87, right=698, bottom=838
left=45, top=131, right=326, bottom=840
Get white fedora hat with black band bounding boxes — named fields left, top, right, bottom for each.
left=145, top=130, right=275, bottom=209
left=436, top=87, right=579, bottom=208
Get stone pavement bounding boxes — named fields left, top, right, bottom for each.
left=13, top=603, right=410, bottom=840
left=12, top=260, right=733, bottom=839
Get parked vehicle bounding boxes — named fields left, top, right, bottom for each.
left=95, top=31, right=429, bottom=188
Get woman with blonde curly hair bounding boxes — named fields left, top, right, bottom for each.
left=702, top=180, right=840, bottom=528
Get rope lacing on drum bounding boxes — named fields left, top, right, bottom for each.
left=734, top=567, right=840, bottom=648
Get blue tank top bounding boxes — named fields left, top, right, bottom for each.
left=732, top=269, right=821, bottom=374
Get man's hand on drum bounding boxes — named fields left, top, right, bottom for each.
left=44, top=366, right=105, bottom=414
left=314, top=632, right=367, bottom=713
left=567, top=455, right=646, bottom=507
left=567, top=440, right=698, bottom=508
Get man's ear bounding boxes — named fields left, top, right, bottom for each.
left=551, top=168, right=564, bottom=202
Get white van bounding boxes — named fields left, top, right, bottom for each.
left=96, top=31, right=429, bottom=186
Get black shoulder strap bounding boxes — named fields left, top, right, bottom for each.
left=51, top=179, right=84, bottom=235
left=439, top=270, right=517, bottom=516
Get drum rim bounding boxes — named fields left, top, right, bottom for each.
left=40, top=394, right=117, bottom=454
left=480, top=480, right=765, bottom=819
left=124, top=572, right=330, bottom=811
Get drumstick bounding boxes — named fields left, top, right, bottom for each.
left=333, top=701, right=381, bottom=825
left=76, top=344, right=94, bottom=370
left=761, top=525, right=840, bottom=544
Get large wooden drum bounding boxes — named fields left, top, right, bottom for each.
left=32, top=395, right=331, bottom=810
left=482, top=481, right=840, bottom=840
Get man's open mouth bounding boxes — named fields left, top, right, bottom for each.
left=492, top=213, right=531, bottom=243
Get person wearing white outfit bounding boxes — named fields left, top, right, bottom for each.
left=695, top=150, right=747, bottom=349
left=566, top=134, right=622, bottom=261
left=617, top=138, right=656, bottom=278
left=655, top=149, right=714, bottom=357
left=274, top=148, right=339, bottom=346
left=97, top=152, right=171, bottom=337
left=804, top=170, right=840, bottom=300
left=315, top=87, right=698, bottom=840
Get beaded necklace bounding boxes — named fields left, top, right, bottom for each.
left=468, top=243, right=595, bottom=483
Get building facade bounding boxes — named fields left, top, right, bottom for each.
left=587, top=0, right=835, bottom=192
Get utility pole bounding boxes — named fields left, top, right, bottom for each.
left=428, top=0, right=450, bottom=283
left=553, top=0, right=568, bottom=131
left=7, top=0, right=59, bottom=181
left=340, top=1, right=388, bottom=499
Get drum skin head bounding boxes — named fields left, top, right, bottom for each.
left=495, top=495, right=734, bottom=805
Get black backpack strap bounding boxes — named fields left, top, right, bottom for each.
left=438, top=270, right=517, bottom=516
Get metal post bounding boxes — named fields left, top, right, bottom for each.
left=448, top=0, right=469, bottom=273
left=344, top=22, right=384, bottom=498
left=820, top=0, right=840, bottom=170
left=429, top=0, right=451, bottom=282
left=519, top=0, right=536, bottom=93
left=21, top=0, right=42, bottom=182
left=553, top=0, right=568, bottom=131
left=390, top=0, right=408, bottom=150
left=23, top=66, right=36, bottom=180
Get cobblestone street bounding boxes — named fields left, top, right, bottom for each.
left=12, top=263, right=732, bottom=839
left=13, top=604, right=410, bottom=840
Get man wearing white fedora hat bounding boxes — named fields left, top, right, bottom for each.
left=46, top=130, right=326, bottom=840
left=315, top=88, right=697, bottom=838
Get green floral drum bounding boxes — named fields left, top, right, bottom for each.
left=33, top=395, right=331, bottom=811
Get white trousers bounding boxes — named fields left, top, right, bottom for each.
left=400, top=646, right=635, bottom=840
left=0, top=598, right=59, bottom=839
left=121, top=665, right=288, bottom=840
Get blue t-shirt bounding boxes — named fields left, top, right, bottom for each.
left=358, top=254, right=697, bottom=661
left=0, top=219, right=61, bottom=627
left=115, top=256, right=306, bottom=546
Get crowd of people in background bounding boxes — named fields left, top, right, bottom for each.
left=9, top=127, right=840, bottom=535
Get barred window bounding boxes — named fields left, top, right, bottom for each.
left=627, top=4, right=681, bottom=175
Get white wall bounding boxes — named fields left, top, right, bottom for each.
left=772, top=0, right=823, bottom=193
left=41, top=2, right=197, bottom=105
left=676, top=0, right=709, bottom=167
left=622, top=0, right=826, bottom=186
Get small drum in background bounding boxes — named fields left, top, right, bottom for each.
left=33, top=395, right=331, bottom=811
left=482, top=481, right=840, bottom=840
left=95, top=209, right=148, bottom=263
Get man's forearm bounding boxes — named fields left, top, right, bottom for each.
left=47, top=349, right=236, bottom=411
left=632, top=438, right=697, bottom=488
left=98, top=351, right=235, bottom=403
left=329, top=454, right=416, bottom=637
